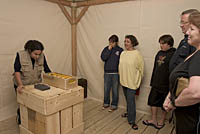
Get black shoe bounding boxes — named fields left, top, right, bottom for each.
left=121, top=113, right=128, bottom=118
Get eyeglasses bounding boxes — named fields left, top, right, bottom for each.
left=180, top=21, right=189, bottom=25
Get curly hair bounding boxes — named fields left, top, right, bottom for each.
left=24, top=40, right=44, bottom=53
left=125, top=35, right=139, bottom=47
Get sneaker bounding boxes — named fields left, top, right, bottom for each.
left=108, top=107, right=117, bottom=112
left=102, top=105, right=109, bottom=110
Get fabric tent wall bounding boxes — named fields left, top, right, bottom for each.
left=0, top=0, right=71, bottom=121
left=77, top=0, right=200, bottom=114
left=1, top=0, right=200, bottom=121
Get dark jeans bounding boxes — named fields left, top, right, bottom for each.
left=14, top=85, right=21, bottom=124
left=103, top=73, right=119, bottom=108
left=123, top=86, right=136, bottom=124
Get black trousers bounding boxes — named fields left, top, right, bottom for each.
left=175, top=104, right=199, bottom=134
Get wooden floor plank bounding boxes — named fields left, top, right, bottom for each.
left=84, top=107, right=113, bottom=129
left=83, top=98, right=90, bottom=105
left=84, top=109, right=124, bottom=134
left=133, top=114, right=158, bottom=134
left=143, top=124, right=159, bottom=134
left=0, top=116, right=19, bottom=134
left=84, top=99, right=102, bottom=113
left=110, top=111, right=144, bottom=134
left=84, top=104, right=105, bottom=121
left=0, top=99, right=174, bottom=134
left=127, top=113, right=146, bottom=134
left=157, top=121, right=174, bottom=134
left=96, top=112, right=127, bottom=134
left=111, top=117, right=133, bottom=134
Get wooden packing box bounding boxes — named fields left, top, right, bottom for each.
left=19, top=123, right=84, bottom=134
left=17, top=85, right=83, bottom=115
left=19, top=103, right=84, bottom=134
left=43, top=72, right=78, bottom=90
left=17, top=85, right=84, bottom=134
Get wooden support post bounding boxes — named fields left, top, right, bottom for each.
left=71, top=6, right=77, bottom=76
left=45, top=0, right=133, bottom=76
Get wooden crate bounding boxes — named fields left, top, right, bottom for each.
left=43, top=72, right=78, bottom=90
left=20, top=103, right=84, bottom=134
left=17, top=85, right=84, bottom=134
left=20, top=106, right=60, bottom=134
left=61, top=103, right=84, bottom=134
left=20, top=123, right=84, bottom=134
left=20, top=125, right=33, bottom=134
left=17, top=85, right=83, bottom=115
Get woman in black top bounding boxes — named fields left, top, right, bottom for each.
left=163, top=12, right=200, bottom=134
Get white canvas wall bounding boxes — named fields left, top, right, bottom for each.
left=0, top=0, right=200, bottom=121
left=77, top=0, right=200, bottom=114
left=0, top=0, right=71, bottom=121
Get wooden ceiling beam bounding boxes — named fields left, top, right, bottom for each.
left=45, top=0, right=72, bottom=7
left=57, top=0, right=73, bottom=24
left=76, top=0, right=134, bottom=7
left=75, top=6, right=89, bottom=24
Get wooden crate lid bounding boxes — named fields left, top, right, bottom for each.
left=17, top=85, right=84, bottom=115
left=22, top=85, right=66, bottom=98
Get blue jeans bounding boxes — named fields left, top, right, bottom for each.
left=103, top=73, right=119, bottom=108
left=123, top=86, right=136, bottom=124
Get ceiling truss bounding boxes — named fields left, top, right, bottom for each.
left=45, top=0, right=135, bottom=76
